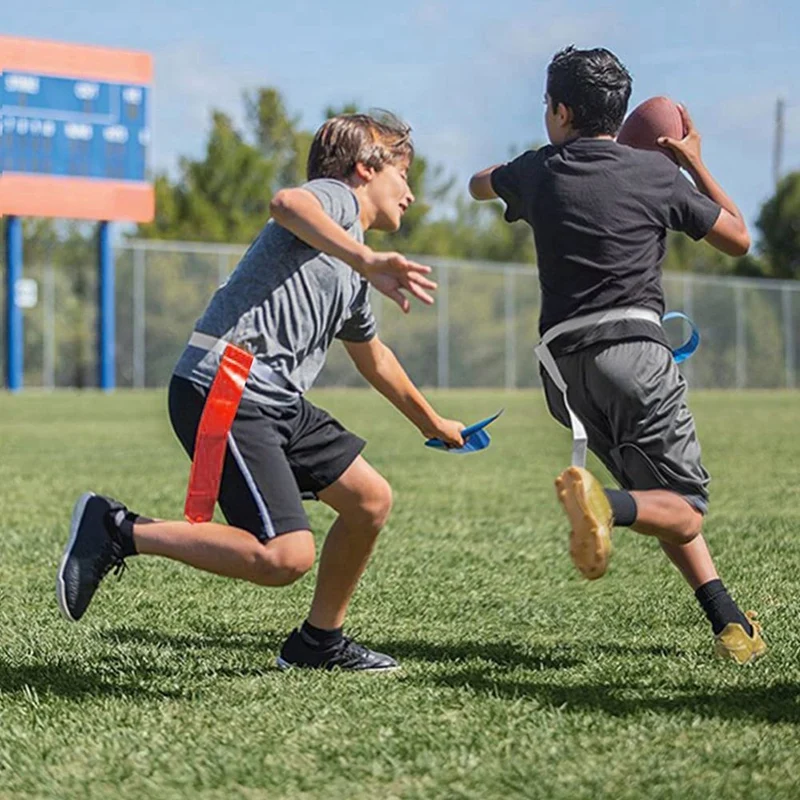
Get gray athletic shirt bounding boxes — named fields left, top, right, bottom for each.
left=173, top=179, right=377, bottom=407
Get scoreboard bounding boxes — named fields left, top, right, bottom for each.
left=2, top=72, right=149, bottom=181
left=2, top=37, right=155, bottom=393
left=0, top=36, right=154, bottom=222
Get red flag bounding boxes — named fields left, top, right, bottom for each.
left=184, top=344, right=253, bottom=523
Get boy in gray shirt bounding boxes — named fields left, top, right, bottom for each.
left=57, top=112, right=464, bottom=671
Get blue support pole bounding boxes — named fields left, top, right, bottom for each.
left=5, top=216, right=23, bottom=392
left=98, top=221, right=115, bottom=391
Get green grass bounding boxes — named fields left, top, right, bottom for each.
left=1, top=389, right=799, bottom=799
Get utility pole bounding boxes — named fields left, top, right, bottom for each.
left=774, top=97, right=785, bottom=189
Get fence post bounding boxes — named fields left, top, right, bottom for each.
left=682, top=273, right=695, bottom=386
left=133, top=246, right=146, bottom=389
left=43, top=261, right=56, bottom=389
left=437, top=263, right=449, bottom=389
left=505, top=269, right=516, bottom=389
left=783, top=286, right=795, bottom=389
left=735, top=284, right=746, bottom=389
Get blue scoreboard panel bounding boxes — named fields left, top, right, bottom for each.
left=1, top=71, right=149, bottom=181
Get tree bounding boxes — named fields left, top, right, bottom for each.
left=136, top=112, right=273, bottom=243
left=756, top=171, right=800, bottom=280
left=246, top=88, right=313, bottom=190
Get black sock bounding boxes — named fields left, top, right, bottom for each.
left=695, top=579, right=753, bottom=636
left=111, top=511, right=151, bottom=557
left=604, top=489, right=638, bottom=527
left=300, top=620, right=343, bottom=650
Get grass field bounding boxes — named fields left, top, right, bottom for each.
left=1, top=389, right=799, bottom=799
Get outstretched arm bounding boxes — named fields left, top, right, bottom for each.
left=658, top=106, right=750, bottom=257
left=343, top=337, right=464, bottom=446
left=468, top=165, right=503, bottom=201
left=270, top=188, right=437, bottom=312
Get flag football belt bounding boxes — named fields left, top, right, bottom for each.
left=534, top=307, right=700, bottom=469
left=183, top=331, right=293, bottom=523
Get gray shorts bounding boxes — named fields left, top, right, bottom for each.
left=543, top=340, right=710, bottom=513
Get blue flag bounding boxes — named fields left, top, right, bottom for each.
left=425, top=410, right=504, bottom=454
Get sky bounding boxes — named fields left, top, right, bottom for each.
left=4, top=0, right=799, bottom=230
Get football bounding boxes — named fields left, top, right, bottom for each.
left=617, top=96, right=685, bottom=161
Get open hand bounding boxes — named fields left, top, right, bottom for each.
left=360, top=251, right=438, bottom=313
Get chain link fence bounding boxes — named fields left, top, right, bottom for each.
left=6, top=238, right=800, bottom=390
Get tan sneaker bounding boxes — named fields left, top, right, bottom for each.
left=554, top=467, right=613, bottom=580
left=714, top=611, right=767, bottom=665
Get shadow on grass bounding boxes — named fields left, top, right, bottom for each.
left=378, top=636, right=800, bottom=724
left=376, top=638, right=582, bottom=671
left=0, top=625, right=287, bottom=701
left=420, top=669, right=800, bottom=724
left=588, top=642, right=686, bottom=658
left=0, top=658, right=183, bottom=700
left=375, top=638, right=683, bottom=671
left=100, top=624, right=284, bottom=654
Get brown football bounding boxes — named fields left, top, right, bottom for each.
left=617, top=96, right=685, bottom=162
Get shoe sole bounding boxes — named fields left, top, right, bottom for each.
left=714, top=643, right=768, bottom=666
left=555, top=467, right=612, bottom=581
left=55, top=491, right=95, bottom=623
left=275, top=656, right=401, bottom=672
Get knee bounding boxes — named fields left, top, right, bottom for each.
left=249, top=536, right=315, bottom=586
left=676, top=507, right=704, bottom=544
left=361, top=478, right=393, bottom=530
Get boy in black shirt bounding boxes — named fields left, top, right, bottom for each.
left=470, top=46, right=765, bottom=664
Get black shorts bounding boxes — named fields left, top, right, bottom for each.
left=168, top=376, right=366, bottom=541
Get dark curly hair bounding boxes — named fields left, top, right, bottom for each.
left=547, top=46, right=632, bottom=136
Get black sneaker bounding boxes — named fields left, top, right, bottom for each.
left=276, top=628, right=399, bottom=672
left=56, top=493, right=129, bottom=622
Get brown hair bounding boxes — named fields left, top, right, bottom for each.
left=307, top=110, right=414, bottom=181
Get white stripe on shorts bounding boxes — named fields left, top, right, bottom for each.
left=226, top=432, right=277, bottom=540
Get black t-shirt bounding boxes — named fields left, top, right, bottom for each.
left=490, top=138, right=721, bottom=355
